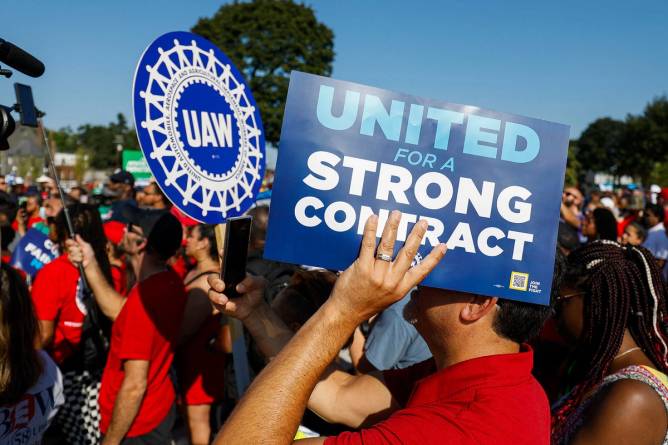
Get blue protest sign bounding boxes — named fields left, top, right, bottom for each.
left=133, top=31, right=266, bottom=223
left=264, top=72, right=570, bottom=305
left=10, top=226, right=59, bottom=279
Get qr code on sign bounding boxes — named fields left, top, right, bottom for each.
left=509, top=272, right=529, bottom=291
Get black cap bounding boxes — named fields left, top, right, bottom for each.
left=109, top=169, right=135, bottom=186
left=122, top=205, right=182, bottom=260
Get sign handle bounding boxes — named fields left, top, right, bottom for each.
left=39, top=120, right=92, bottom=294
left=215, top=223, right=252, bottom=397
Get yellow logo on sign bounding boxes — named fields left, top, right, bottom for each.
left=509, top=272, right=529, bottom=291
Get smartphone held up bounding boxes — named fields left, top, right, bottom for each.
left=216, top=216, right=252, bottom=300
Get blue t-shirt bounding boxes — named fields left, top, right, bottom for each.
left=644, top=229, right=668, bottom=282
left=364, top=295, right=432, bottom=370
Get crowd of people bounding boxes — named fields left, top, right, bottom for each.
left=2, top=171, right=668, bottom=444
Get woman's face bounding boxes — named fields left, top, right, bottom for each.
left=184, top=226, right=201, bottom=257
left=582, top=212, right=597, bottom=239
left=622, top=226, right=643, bottom=246
left=555, top=285, right=585, bottom=344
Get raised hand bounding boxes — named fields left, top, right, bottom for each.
left=65, top=234, right=96, bottom=269
left=207, top=274, right=267, bottom=321
left=330, top=210, right=447, bottom=323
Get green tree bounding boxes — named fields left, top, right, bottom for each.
left=620, top=115, right=656, bottom=184
left=78, top=113, right=139, bottom=169
left=622, top=96, right=668, bottom=184
left=648, top=162, right=668, bottom=186
left=193, top=0, right=335, bottom=144
left=575, top=117, right=626, bottom=176
left=73, top=147, right=91, bottom=183
left=17, top=155, right=44, bottom=179
left=50, top=126, right=78, bottom=153
left=564, top=140, right=581, bottom=187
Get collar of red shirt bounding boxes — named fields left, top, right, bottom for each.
left=408, top=345, right=534, bottom=406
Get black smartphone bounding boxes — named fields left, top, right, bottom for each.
left=14, top=83, right=38, bottom=127
left=220, top=216, right=252, bottom=299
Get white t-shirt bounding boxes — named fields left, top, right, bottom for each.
left=0, top=350, right=64, bottom=444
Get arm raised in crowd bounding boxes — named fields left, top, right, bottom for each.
left=66, top=235, right=126, bottom=320
left=210, top=211, right=446, bottom=443
left=208, top=274, right=396, bottom=427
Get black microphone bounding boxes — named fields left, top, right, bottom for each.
left=0, top=39, right=44, bottom=78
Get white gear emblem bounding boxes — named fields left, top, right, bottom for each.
left=137, top=37, right=264, bottom=219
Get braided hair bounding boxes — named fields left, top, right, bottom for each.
left=551, top=240, right=668, bottom=440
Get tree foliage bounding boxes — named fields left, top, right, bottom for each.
left=192, top=0, right=335, bottom=144
left=564, top=140, right=581, bottom=187
left=575, top=97, right=668, bottom=184
left=576, top=117, right=626, bottom=175
left=51, top=113, right=139, bottom=170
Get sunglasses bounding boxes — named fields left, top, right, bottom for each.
left=556, top=291, right=586, bottom=302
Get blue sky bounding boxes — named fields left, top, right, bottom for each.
left=1, top=0, right=666, bottom=138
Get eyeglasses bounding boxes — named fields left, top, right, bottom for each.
left=556, top=291, right=586, bottom=302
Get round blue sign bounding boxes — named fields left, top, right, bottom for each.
left=133, top=31, right=266, bottom=223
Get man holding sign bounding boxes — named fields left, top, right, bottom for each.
left=208, top=72, right=569, bottom=443
left=208, top=212, right=564, bottom=444
left=265, top=72, right=569, bottom=304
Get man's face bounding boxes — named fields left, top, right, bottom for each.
left=0, top=177, right=7, bottom=192
left=108, top=181, right=130, bottom=200
left=69, top=188, right=81, bottom=201
left=403, top=286, right=469, bottom=344
left=43, top=182, right=55, bottom=198
left=121, top=224, right=146, bottom=256
left=142, top=184, right=160, bottom=208
left=646, top=209, right=660, bottom=228
left=622, top=226, right=643, bottom=246
left=562, top=187, right=583, bottom=208
left=25, top=196, right=39, bottom=215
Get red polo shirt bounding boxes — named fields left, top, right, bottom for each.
left=325, top=346, right=549, bottom=445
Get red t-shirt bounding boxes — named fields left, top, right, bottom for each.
left=325, top=346, right=549, bottom=445
left=31, top=255, right=85, bottom=364
left=11, top=216, right=45, bottom=232
left=99, top=269, right=186, bottom=437
left=110, top=264, right=128, bottom=296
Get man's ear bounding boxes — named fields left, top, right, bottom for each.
left=460, top=296, right=499, bottom=322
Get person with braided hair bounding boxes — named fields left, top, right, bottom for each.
left=552, top=240, right=668, bottom=445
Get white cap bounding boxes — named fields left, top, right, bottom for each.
left=600, top=197, right=616, bottom=209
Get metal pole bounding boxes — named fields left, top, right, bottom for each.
left=39, top=119, right=91, bottom=291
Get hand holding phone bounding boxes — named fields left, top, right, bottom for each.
left=219, top=216, right=252, bottom=299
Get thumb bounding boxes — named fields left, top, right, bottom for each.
left=75, top=234, right=84, bottom=245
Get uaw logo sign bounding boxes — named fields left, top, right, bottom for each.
left=133, top=31, right=265, bottom=223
